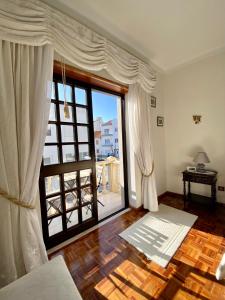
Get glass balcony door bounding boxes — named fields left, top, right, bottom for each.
left=39, top=73, right=128, bottom=249
left=92, top=90, right=126, bottom=220
left=39, top=77, right=98, bottom=249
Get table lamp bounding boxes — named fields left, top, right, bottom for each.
left=193, top=152, right=210, bottom=172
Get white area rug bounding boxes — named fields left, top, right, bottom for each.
left=119, top=204, right=198, bottom=268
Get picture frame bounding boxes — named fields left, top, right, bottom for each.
left=151, top=95, right=156, bottom=108
left=157, top=116, right=164, bottom=127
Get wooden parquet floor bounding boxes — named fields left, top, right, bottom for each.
left=49, top=195, right=225, bottom=299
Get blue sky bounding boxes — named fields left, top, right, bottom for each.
left=56, top=84, right=118, bottom=122
left=92, top=90, right=117, bottom=122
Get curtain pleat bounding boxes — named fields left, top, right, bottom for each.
left=0, top=0, right=156, bottom=93
left=0, top=40, right=53, bottom=288
left=127, top=84, right=158, bottom=211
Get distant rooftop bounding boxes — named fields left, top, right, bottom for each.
left=102, top=120, right=112, bottom=126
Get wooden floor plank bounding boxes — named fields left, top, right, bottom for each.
left=49, top=195, right=225, bottom=299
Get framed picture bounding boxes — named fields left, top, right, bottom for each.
left=157, top=116, right=164, bottom=127
left=151, top=95, right=156, bottom=108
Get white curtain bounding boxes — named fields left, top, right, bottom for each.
left=0, top=0, right=158, bottom=287
left=0, top=40, right=53, bottom=287
left=127, top=84, right=158, bottom=211
left=0, top=0, right=156, bottom=93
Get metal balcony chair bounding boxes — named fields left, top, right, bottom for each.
left=47, top=196, right=73, bottom=225
left=81, top=166, right=105, bottom=215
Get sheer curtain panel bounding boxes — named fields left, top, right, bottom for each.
left=127, top=84, right=158, bottom=211
left=0, top=40, right=53, bottom=287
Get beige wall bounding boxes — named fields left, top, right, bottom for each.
left=164, top=52, right=225, bottom=203
left=151, top=74, right=167, bottom=196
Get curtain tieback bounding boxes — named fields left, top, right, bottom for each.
left=0, top=188, right=35, bottom=209
left=143, top=161, right=154, bottom=177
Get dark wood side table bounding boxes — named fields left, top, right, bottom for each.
left=182, top=170, right=217, bottom=209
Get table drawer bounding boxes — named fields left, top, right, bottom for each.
left=183, top=172, right=216, bottom=184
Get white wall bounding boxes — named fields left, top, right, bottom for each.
left=164, top=52, right=225, bottom=203
left=151, top=74, right=167, bottom=196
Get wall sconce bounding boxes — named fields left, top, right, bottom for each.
left=193, top=115, right=202, bottom=124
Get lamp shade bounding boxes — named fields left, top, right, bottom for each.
left=193, top=152, right=210, bottom=164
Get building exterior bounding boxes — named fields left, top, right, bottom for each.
left=43, top=105, right=93, bottom=165
left=43, top=115, right=119, bottom=165
left=94, top=117, right=102, bottom=131
left=94, top=118, right=119, bottom=160
left=94, top=131, right=101, bottom=157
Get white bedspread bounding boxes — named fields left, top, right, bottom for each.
left=0, top=256, right=82, bottom=300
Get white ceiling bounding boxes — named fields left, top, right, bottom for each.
left=43, top=0, right=225, bottom=72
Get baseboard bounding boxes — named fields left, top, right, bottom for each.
left=130, top=205, right=144, bottom=211
left=162, top=191, right=225, bottom=208
left=158, top=192, right=169, bottom=201
left=129, top=192, right=169, bottom=211
left=162, top=191, right=183, bottom=199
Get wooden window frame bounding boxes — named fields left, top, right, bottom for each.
left=54, top=60, right=128, bottom=94
left=39, top=61, right=129, bottom=249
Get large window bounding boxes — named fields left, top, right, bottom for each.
left=39, top=69, right=128, bottom=249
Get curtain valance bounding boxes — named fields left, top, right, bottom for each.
left=0, top=0, right=156, bottom=93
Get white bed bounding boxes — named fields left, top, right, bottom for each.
left=0, top=256, right=82, bottom=300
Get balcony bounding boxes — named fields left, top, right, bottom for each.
left=47, top=157, right=124, bottom=236
left=96, top=157, right=124, bottom=220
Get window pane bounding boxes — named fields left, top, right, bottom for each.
left=82, top=205, right=92, bottom=222
left=62, top=145, right=76, bottom=163
left=61, top=125, right=75, bottom=142
left=58, top=83, right=72, bottom=102
left=48, top=216, right=62, bottom=236
left=79, top=144, right=90, bottom=160
left=76, top=107, right=88, bottom=124
left=59, top=104, right=74, bottom=123
left=67, top=210, right=79, bottom=228
left=45, top=124, right=57, bottom=143
left=80, top=169, right=92, bottom=186
left=64, top=172, right=77, bottom=190
left=49, top=103, right=56, bottom=121
left=51, top=82, right=55, bottom=99
left=43, top=146, right=59, bottom=165
left=81, top=187, right=93, bottom=204
left=75, top=87, right=87, bottom=105
left=77, top=126, right=89, bottom=142
left=65, top=191, right=78, bottom=210
left=46, top=196, right=62, bottom=217
left=45, top=175, right=60, bottom=196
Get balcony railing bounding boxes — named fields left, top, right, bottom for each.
left=96, top=156, right=120, bottom=194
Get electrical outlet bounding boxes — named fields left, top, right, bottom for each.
left=218, top=186, right=225, bottom=191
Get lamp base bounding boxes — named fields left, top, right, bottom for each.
left=196, top=163, right=206, bottom=173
